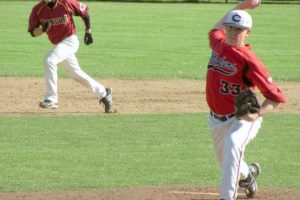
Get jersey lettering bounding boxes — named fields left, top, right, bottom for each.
left=208, top=51, right=237, bottom=76
left=42, top=14, right=69, bottom=26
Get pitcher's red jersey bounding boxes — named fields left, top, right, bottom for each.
left=28, top=0, right=89, bottom=44
left=206, top=29, right=286, bottom=115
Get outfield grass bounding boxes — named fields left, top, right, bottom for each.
left=0, top=113, right=299, bottom=192
left=0, top=2, right=299, bottom=80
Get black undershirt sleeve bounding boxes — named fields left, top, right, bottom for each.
left=82, top=15, right=91, bottom=30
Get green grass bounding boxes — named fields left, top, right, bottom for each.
left=0, top=114, right=212, bottom=191
left=245, top=114, right=300, bottom=189
left=0, top=113, right=299, bottom=192
left=0, top=2, right=299, bottom=80
left=0, top=1, right=299, bottom=194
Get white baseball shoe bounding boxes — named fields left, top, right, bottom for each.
left=39, top=100, right=58, bottom=109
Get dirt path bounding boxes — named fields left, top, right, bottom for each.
left=1, top=185, right=300, bottom=200
left=0, top=77, right=299, bottom=115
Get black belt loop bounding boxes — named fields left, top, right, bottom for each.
left=210, top=112, right=235, bottom=122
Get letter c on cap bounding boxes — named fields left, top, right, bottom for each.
left=232, top=14, right=241, bottom=22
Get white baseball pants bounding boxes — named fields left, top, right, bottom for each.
left=208, top=114, right=262, bottom=200
left=43, top=35, right=106, bottom=103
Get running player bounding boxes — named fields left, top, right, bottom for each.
left=205, top=0, right=286, bottom=199
left=28, top=0, right=113, bottom=113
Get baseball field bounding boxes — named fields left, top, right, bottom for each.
left=0, top=1, right=300, bottom=200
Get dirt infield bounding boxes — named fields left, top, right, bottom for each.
left=1, top=77, right=299, bottom=200
left=0, top=77, right=299, bottom=115
left=1, top=185, right=300, bottom=200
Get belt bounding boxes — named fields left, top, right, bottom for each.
left=210, top=112, right=235, bottom=122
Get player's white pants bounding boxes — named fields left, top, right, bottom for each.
left=208, top=114, right=262, bottom=200
left=43, top=35, right=106, bottom=103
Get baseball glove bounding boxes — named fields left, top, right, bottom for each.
left=234, top=88, right=261, bottom=118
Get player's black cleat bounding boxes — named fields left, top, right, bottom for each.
left=239, top=163, right=261, bottom=198
left=100, top=88, right=112, bottom=113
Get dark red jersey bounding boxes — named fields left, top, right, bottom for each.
left=206, top=29, right=286, bottom=115
left=28, top=0, right=89, bottom=44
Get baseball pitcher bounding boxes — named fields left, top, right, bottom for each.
left=205, top=0, right=286, bottom=199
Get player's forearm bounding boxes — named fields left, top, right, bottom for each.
left=234, top=0, right=261, bottom=10
left=82, top=15, right=91, bottom=32
left=240, top=99, right=279, bottom=122
left=30, top=20, right=52, bottom=37
left=258, top=99, right=280, bottom=117
left=212, top=16, right=227, bottom=31
left=30, top=26, right=44, bottom=37
left=212, top=4, right=242, bottom=30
